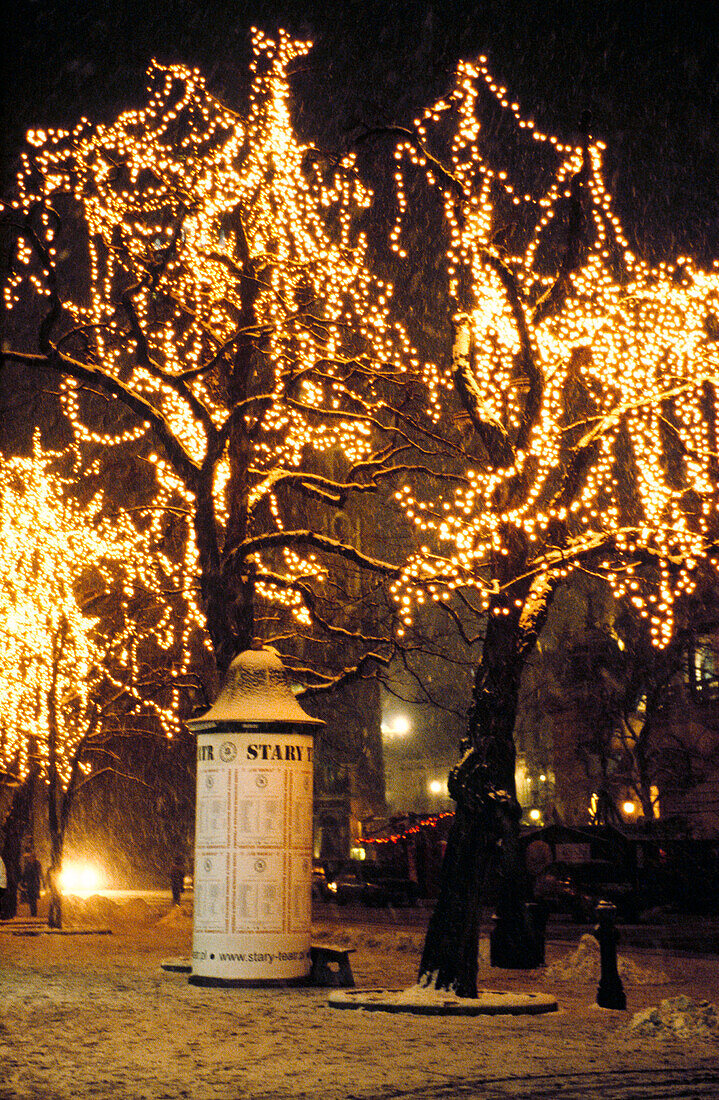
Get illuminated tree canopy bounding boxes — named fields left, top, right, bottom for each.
left=0, top=438, right=197, bottom=790
left=391, top=58, right=719, bottom=651
left=2, top=27, right=717, bottom=979
left=2, top=30, right=432, bottom=683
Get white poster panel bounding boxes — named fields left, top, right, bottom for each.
left=289, top=852, right=313, bottom=932
left=191, top=728, right=313, bottom=983
left=193, top=850, right=228, bottom=932
left=195, top=768, right=230, bottom=846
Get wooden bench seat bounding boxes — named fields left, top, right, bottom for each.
left=309, top=943, right=356, bottom=988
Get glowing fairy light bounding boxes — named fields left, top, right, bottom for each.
left=0, top=436, right=193, bottom=789
left=390, top=58, right=719, bottom=648
left=3, top=31, right=431, bottom=664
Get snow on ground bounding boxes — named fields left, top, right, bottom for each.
left=628, top=995, right=719, bottom=1038
left=1, top=896, right=717, bottom=1099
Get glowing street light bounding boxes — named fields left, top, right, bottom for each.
left=58, top=863, right=102, bottom=897
left=381, top=714, right=411, bottom=738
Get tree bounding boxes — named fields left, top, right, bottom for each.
left=387, top=58, right=719, bottom=990
left=1, top=30, right=432, bottom=691
left=0, top=437, right=197, bottom=925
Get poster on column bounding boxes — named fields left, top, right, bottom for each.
left=191, top=728, right=314, bottom=983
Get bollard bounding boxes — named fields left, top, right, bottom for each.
left=593, top=899, right=626, bottom=1010
left=490, top=901, right=547, bottom=968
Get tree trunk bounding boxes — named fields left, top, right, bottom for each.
left=194, top=483, right=241, bottom=677
left=0, top=778, right=33, bottom=920
left=418, top=592, right=551, bottom=992
left=46, top=769, right=65, bottom=929
left=193, top=343, right=257, bottom=678
left=46, top=728, right=65, bottom=930
left=47, top=859, right=62, bottom=929
left=418, top=805, right=492, bottom=996
left=633, top=722, right=657, bottom=820
left=46, top=790, right=64, bottom=929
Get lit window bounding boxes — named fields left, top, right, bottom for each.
left=687, top=634, right=718, bottom=703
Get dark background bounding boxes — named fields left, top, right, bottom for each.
left=3, top=0, right=718, bottom=260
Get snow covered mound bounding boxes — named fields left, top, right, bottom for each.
left=312, top=926, right=425, bottom=955
left=155, top=905, right=192, bottom=927
left=60, top=894, right=120, bottom=926
left=544, top=934, right=669, bottom=985
left=628, top=996, right=719, bottom=1038
left=123, top=897, right=157, bottom=924
left=57, top=894, right=182, bottom=927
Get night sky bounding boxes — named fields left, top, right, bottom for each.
left=3, top=0, right=718, bottom=260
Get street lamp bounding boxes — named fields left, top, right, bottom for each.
left=381, top=714, right=411, bottom=738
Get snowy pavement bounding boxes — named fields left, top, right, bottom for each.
left=1, top=896, right=717, bottom=1099
left=376, top=1066, right=719, bottom=1099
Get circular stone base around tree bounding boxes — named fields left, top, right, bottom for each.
left=328, top=987, right=558, bottom=1016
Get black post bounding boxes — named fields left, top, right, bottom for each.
left=487, top=805, right=539, bottom=968
left=593, top=900, right=626, bottom=1010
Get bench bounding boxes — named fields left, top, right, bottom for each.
left=309, top=944, right=356, bottom=988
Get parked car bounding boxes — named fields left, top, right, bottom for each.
left=321, top=862, right=418, bottom=907
left=311, top=862, right=328, bottom=900
left=534, top=859, right=640, bottom=923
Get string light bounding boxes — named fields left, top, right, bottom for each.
left=0, top=436, right=191, bottom=789
left=3, top=31, right=432, bottom=652
left=390, top=59, right=719, bottom=648
left=362, top=811, right=455, bottom=845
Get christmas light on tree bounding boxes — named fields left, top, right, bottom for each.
left=390, top=57, right=718, bottom=651
left=3, top=30, right=431, bottom=680
left=0, top=436, right=193, bottom=791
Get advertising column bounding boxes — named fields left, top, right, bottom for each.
left=188, top=648, right=322, bottom=986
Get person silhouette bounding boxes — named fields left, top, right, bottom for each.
left=22, top=851, right=43, bottom=917
left=170, top=855, right=185, bottom=906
